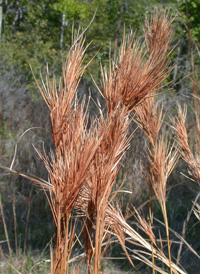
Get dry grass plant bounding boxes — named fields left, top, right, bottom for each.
left=135, top=96, right=180, bottom=274
left=171, top=100, right=200, bottom=267
left=33, top=34, right=103, bottom=274
left=1, top=8, right=199, bottom=274
left=172, top=104, right=200, bottom=185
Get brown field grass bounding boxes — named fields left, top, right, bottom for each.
left=0, top=8, right=199, bottom=274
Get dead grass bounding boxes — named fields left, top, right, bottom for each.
left=0, top=8, right=199, bottom=274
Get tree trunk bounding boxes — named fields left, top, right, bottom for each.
left=173, top=46, right=180, bottom=82
left=0, top=0, right=2, bottom=40
left=114, top=0, right=125, bottom=59
left=60, top=13, right=69, bottom=49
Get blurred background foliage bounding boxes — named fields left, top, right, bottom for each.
left=0, top=0, right=200, bottom=272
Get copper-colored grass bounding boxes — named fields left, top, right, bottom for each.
left=134, top=96, right=163, bottom=274
left=101, top=9, right=173, bottom=114
left=33, top=34, right=102, bottom=274
left=135, top=97, right=163, bottom=147
left=134, top=85, right=179, bottom=274
left=34, top=102, right=102, bottom=273
left=172, top=104, right=200, bottom=185
left=134, top=208, right=156, bottom=246
left=80, top=104, right=132, bottom=273
left=148, top=137, right=179, bottom=204
left=105, top=206, right=186, bottom=274
left=135, top=97, right=179, bottom=205
left=32, top=35, right=91, bottom=149
left=93, top=10, right=176, bottom=271
left=145, top=9, right=174, bottom=63
left=149, top=138, right=179, bottom=274
left=1, top=8, right=189, bottom=274
left=33, top=9, right=178, bottom=274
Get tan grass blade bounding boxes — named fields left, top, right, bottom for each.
left=193, top=202, right=200, bottom=221
left=0, top=164, right=51, bottom=189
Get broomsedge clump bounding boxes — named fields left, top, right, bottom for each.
left=26, top=9, right=185, bottom=274
left=2, top=8, right=200, bottom=274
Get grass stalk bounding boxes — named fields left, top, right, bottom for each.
left=162, top=201, right=172, bottom=274
left=0, top=195, right=12, bottom=258
left=12, top=186, right=17, bottom=254
left=23, top=188, right=32, bottom=258
left=94, top=209, right=101, bottom=274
